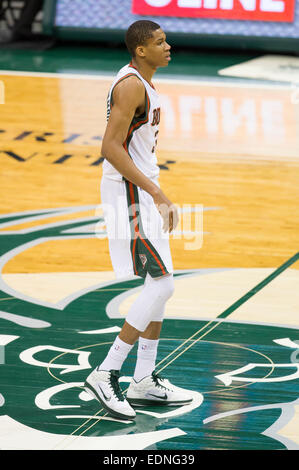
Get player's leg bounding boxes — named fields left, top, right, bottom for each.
left=124, top=183, right=193, bottom=406
left=94, top=272, right=174, bottom=372
left=126, top=273, right=193, bottom=407
left=84, top=271, right=175, bottom=417
left=84, top=177, right=137, bottom=419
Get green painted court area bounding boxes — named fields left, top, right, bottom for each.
left=1, top=269, right=298, bottom=450
left=0, top=210, right=298, bottom=450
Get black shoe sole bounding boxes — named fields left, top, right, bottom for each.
left=127, top=397, right=193, bottom=407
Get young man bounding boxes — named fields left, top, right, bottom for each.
left=84, top=20, right=193, bottom=420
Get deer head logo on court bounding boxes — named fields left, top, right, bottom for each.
left=0, top=207, right=298, bottom=449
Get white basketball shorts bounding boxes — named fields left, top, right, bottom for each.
left=101, top=175, right=173, bottom=279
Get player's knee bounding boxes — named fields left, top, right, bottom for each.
left=165, top=275, right=175, bottom=300
left=155, top=274, right=174, bottom=303
left=149, top=276, right=174, bottom=323
left=125, top=274, right=174, bottom=332
left=150, top=307, right=165, bottom=323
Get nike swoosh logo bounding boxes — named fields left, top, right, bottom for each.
left=147, top=392, right=168, bottom=400
left=98, top=385, right=111, bottom=401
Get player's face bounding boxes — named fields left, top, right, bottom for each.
left=143, top=28, right=171, bottom=67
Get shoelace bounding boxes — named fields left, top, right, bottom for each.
left=152, top=371, right=171, bottom=392
left=109, top=370, right=125, bottom=401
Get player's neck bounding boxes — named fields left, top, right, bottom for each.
left=130, top=58, right=156, bottom=86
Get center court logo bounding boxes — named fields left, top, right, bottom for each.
left=0, top=207, right=298, bottom=450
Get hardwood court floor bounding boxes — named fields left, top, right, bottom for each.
left=0, top=48, right=298, bottom=451
left=1, top=74, right=298, bottom=272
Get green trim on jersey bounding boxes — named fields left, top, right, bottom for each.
left=125, top=180, right=169, bottom=279
left=123, top=87, right=150, bottom=153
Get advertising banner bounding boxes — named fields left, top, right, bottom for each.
left=132, top=0, right=295, bottom=22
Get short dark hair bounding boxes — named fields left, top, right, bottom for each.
left=125, top=20, right=161, bottom=57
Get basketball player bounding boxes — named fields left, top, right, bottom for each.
left=84, top=20, right=193, bottom=419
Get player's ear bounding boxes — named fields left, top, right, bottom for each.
left=135, top=45, right=146, bottom=58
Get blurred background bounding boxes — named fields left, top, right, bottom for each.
left=1, top=1, right=299, bottom=60
left=1, top=0, right=299, bottom=50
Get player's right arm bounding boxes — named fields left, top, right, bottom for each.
left=101, top=76, right=178, bottom=233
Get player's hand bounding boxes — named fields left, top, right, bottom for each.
left=152, top=189, right=179, bottom=233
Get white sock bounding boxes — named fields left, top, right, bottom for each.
left=98, top=336, right=134, bottom=372
left=133, top=337, right=159, bottom=382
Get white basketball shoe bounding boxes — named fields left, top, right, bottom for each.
left=126, top=371, right=193, bottom=407
left=84, top=368, right=136, bottom=420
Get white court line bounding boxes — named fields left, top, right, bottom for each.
left=0, top=69, right=292, bottom=89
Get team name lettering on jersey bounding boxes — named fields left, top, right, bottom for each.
left=151, top=108, right=161, bottom=126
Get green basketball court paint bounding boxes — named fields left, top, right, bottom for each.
left=0, top=209, right=298, bottom=450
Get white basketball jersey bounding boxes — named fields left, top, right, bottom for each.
left=102, top=63, right=161, bottom=181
